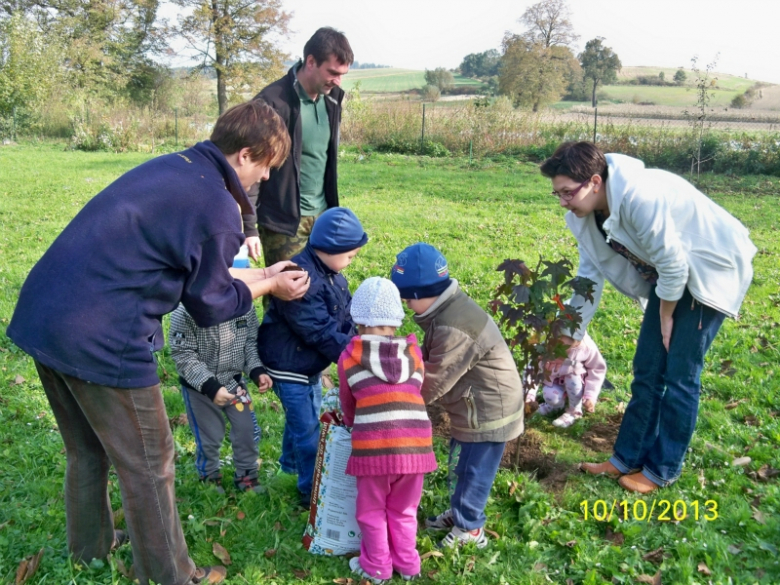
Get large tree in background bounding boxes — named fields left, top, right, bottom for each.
left=519, top=0, right=578, bottom=48
left=578, top=37, right=621, bottom=106
left=499, top=35, right=579, bottom=111
left=171, top=0, right=290, bottom=114
left=499, top=0, right=580, bottom=111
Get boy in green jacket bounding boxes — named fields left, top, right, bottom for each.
left=391, top=243, right=524, bottom=548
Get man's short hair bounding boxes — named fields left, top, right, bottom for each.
left=303, top=27, right=354, bottom=66
left=210, top=101, right=291, bottom=168
left=540, top=141, right=609, bottom=182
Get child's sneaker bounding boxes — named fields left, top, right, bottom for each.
left=233, top=472, right=266, bottom=494
left=439, top=526, right=488, bottom=549
left=425, top=509, right=454, bottom=530
left=349, top=556, right=385, bottom=585
left=552, top=412, right=581, bottom=428
left=200, top=472, right=225, bottom=494
left=537, top=402, right=562, bottom=416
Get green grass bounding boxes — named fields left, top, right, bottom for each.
left=1, top=144, right=780, bottom=584
left=598, top=85, right=741, bottom=108
left=343, top=68, right=485, bottom=93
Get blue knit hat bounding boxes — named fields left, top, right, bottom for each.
left=390, top=242, right=452, bottom=299
left=309, top=207, right=368, bottom=254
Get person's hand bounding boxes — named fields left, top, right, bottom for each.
left=659, top=299, right=677, bottom=351
left=255, top=374, right=272, bottom=393
left=245, top=236, right=261, bottom=262
left=229, top=267, right=267, bottom=282
left=272, top=270, right=310, bottom=301
left=263, top=260, right=301, bottom=278
left=213, top=387, right=234, bottom=407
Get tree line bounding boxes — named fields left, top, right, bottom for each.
left=0, top=0, right=291, bottom=132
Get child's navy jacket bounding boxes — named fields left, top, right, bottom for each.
left=258, top=244, right=354, bottom=381
left=7, top=141, right=253, bottom=388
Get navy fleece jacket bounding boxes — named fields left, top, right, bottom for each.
left=7, top=141, right=254, bottom=388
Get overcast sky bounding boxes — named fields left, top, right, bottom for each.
left=162, top=0, right=780, bottom=84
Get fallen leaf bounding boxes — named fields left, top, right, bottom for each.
left=274, top=521, right=285, bottom=531
left=697, top=562, right=712, bottom=576
left=533, top=563, right=547, bottom=571
left=212, top=542, right=232, bottom=565
left=219, top=529, right=226, bottom=537
left=698, top=470, right=706, bottom=489
left=744, top=415, right=759, bottom=426
left=635, top=571, right=661, bottom=585
left=725, top=398, right=747, bottom=410
left=292, top=568, right=310, bottom=580
left=420, top=550, right=444, bottom=560
left=642, top=547, right=664, bottom=564
left=464, top=555, right=475, bottom=572
left=732, top=456, right=752, bottom=467
left=169, top=413, right=188, bottom=427
left=616, top=401, right=626, bottom=414
left=757, top=464, right=780, bottom=482
left=11, top=375, right=25, bottom=386
left=332, top=579, right=354, bottom=585
left=508, top=481, right=519, bottom=497
left=484, top=528, right=500, bottom=539
left=727, top=544, right=742, bottom=555
left=269, top=402, right=280, bottom=412
left=264, top=549, right=277, bottom=558
left=750, top=494, right=762, bottom=507
left=566, top=580, right=574, bottom=585
left=205, top=520, right=220, bottom=526
left=565, top=539, right=577, bottom=548
left=15, top=548, right=44, bottom=585
left=719, top=360, right=737, bottom=377
left=752, top=509, right=766, bottom=524
left=427, top=570, right=438, bottom=579
left=236, top=511, right=245, bottom=520
left=605, top=526, right=624, bottom=545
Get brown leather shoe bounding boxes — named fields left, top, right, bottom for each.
left=618, top=472, right=659, bottom=494
left=579, top=460, right=622, bottom=479
left=190, top=566, right=227, bottom=584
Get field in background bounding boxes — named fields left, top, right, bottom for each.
left=342, top=68, right=486, bottom=93
left=0, top=145, right=779, bottom=584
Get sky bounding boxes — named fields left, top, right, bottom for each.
left=161, top=0, right=780, bottom=84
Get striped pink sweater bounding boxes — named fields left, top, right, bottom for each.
left=337, top=333, right=437, bottom=477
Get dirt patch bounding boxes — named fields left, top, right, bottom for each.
left=581, top=413, right=624, bottom=453
left=502, top=430, right=575, bottom=494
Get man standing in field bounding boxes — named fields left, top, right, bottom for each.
left=249, top=27, right=353, bottom=265
left=7, top=101, right=309, bottom=585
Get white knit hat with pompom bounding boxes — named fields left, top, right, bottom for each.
left=350, top=276, right=405, bottom=327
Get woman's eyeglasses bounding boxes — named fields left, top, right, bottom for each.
left=551, top=179, right=590, bottom=201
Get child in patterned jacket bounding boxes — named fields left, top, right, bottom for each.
left=338, top=277, right=437, bottom=585
left=526, top=332, right=607, bottom=428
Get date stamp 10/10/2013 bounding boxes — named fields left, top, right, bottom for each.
left=580, top=499, right=718, bottom=522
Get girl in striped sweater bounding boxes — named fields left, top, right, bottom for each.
left=338, top=277, right=438, bottom=585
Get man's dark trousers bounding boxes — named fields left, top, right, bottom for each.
left=35, top=361, right=196, bottom=585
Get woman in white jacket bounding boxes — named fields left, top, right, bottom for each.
left=540, top=142, right=756, bottom=494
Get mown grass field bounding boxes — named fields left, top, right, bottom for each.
left=342, top=68, right=484, bottom=93
left=1, top=144, right=779, bottom=584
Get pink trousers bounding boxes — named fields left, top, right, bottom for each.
left=355, top=473, right=425, bottom=580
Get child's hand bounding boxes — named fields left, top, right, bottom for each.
left=583, top=399, right=596, bottom=414
left=213, top=387, right=234, bottom=407
left=256, top=374, right=272, bottom=393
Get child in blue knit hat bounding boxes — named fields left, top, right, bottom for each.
left=391, top=242, right=524, bottom=549
left=258, top=207, right=368, bottom=507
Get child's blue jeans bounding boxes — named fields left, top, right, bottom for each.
left=448, top=438, right=506, bottom=530
left=272, top=378, right=322, bottom=497
left=610, top=287, right=725, bottom=486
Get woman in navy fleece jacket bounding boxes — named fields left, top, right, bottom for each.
left=7, top=101, right=308, bottom=585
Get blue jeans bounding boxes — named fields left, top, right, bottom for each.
left=272, top=378, right=322, bottom=496
left=610, top=287, right=725, bottom=486
left=448, top=439, right=506, bottom=530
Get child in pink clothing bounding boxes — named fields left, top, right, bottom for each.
left=338, top=277, right=437, bottom=585
left=526, top=332, right=607, bottom=428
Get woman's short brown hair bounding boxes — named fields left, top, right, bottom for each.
left=540, top=141, right=608, bottom=182
left=210, top=101, right=291, bottom=168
